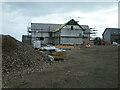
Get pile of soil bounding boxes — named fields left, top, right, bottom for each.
left=2, top=35, right=48, bottom=75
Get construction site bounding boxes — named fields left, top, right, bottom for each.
left=2, top=19, right=119, bottom=88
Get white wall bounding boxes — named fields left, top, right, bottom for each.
left=103, top=30, right=111, bottom=43
left=61, top=38, right=83, bottom=44
left=61, top=25, right=83, bottom=36
left=31, top=32, right=49, bottom=37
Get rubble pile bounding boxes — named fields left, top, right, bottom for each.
left=2, top=35, right=48, bottom=74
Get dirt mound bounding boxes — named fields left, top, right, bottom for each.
left=2, top=35, right=48, bottom=74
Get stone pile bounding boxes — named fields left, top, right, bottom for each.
left=2, top=35, right=48, bottom=75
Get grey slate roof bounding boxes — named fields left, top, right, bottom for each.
left=31, top=23, right=61, bottom=31
left=103, top=28, right=120, bottom=35
left=81, top=25, right=89, bottom=30
left=31, top=20, right=90, bottom=32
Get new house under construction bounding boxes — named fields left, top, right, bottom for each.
left=22, top=19, right=91, bottom=48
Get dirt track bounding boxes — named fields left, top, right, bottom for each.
left=3, top=45, right=118, bottom=88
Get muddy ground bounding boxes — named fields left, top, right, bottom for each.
left=3, top=45, right=118, bottom=88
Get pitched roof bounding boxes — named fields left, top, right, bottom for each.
left=102, top=28, right=120, bottom=35
left=81, top=25, right=90, bottom=30
left=52, top=19, right=84, bottom=32
left=31, top=23, right=61, bottom=31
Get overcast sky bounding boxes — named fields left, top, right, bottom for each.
left=1, top=2, right=118, bottom=41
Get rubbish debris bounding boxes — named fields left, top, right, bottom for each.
left=54, top=46, right=74, bottom=50
left=39, top=46, right=66, bottom=60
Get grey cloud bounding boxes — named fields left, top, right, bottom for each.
left=2, top=2, right=117, bottom=41
left=3, top=2, right=117, bottom=17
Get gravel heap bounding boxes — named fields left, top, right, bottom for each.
left=2, top=35, right=48, bottom=75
